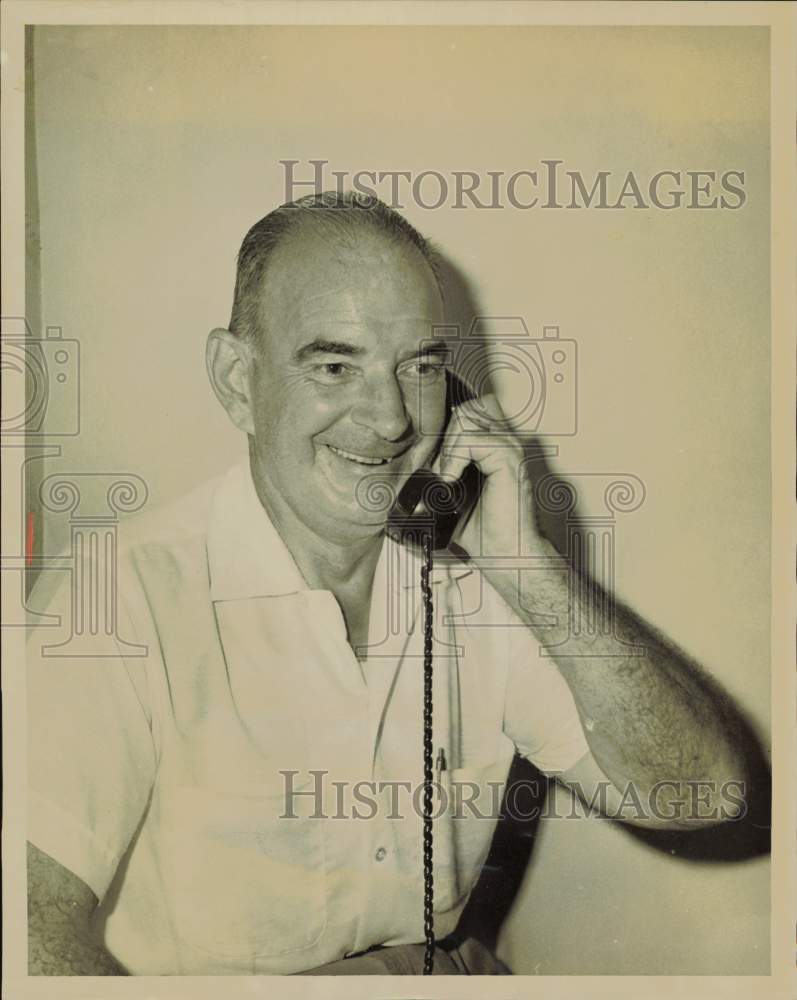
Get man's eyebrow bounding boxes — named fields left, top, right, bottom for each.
left=400, top=343, right=451, bottom=361
left=293, top=340, right=450, bottom=363
left=293, top=339, right=365, bottom=362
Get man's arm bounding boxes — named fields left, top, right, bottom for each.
left=28, top=843, right=127, bottom=975
left=487, top=535, right=754, bottom=829
left=443, top=396, right=759, bottom=829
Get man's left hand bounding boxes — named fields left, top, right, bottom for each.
left=436, top=392, right=541, bottom=559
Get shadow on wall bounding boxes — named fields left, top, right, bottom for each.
left=436, top=251, right=772, bottom=959
left=454, top=748, right=770, bottom=959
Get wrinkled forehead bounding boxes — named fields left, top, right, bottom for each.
left=255, top=227, right=445, bottom=359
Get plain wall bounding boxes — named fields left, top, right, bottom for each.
left=29, top=25, right=770, bottom=974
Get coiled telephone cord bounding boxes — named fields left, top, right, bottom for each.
left=420, top=532, right=435, bottom=975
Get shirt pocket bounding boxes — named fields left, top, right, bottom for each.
left=432, top=752, right=512, bottom=914
left=160, top=775, right=327, bottom=960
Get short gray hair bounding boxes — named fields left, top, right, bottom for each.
left=228, top=190, right=442, bottom=344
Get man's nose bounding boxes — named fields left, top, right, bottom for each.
left=351, top=375, right=411, bottom=442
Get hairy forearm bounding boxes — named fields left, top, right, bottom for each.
left=27, top=843, right=127, bottom=976
left=488, top=537, right=749, bottom=810
left=28, top=911, right=127, bottom=976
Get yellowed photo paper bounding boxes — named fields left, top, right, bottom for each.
left=2, top=2, right=794, bottom=997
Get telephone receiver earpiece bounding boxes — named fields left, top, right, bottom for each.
left=387, top=370, right=484, bottom=551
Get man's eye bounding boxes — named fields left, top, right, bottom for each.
left=313, top=362, right=353, bottom=381
left=400, top=360, right=446, bottom=382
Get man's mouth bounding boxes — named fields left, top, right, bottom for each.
left=325, top=444, right=399, bottom=466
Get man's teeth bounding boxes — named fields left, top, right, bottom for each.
left=327, top=445, right=389, bottom=466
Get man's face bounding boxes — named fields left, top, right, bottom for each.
left=245, top=229, right=448, bottom=543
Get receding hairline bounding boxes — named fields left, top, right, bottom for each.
left=239, top=212, right=444, bottom=344
left=228, top=193, right=444, bottom=345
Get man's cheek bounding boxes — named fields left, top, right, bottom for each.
left=257, top=394, right=340, bottom=452
left=276, top=379, right=340, bottom=414
left=408, top=436, right=443, bottom=474
left=308, top=395, right=341, bottom=420
left=408, top=401, right=446, bottom=459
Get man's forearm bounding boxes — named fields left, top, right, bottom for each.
left=29, top=915, right=128, bottom=976
left=27, top=843, right=128, bottom=976
left=488, top=536, right=750, bottom=812
left=28, top=889, right=128, bottom=976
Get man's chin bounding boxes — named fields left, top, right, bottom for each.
left=322, top=492, right=393, bottom=532
left=310, top=505, right=388, bottom=545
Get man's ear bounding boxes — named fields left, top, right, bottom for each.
left=206, top=328, right=255, bottom=435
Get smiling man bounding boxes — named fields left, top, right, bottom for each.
left=26, top=192, right=757, bottom=976
left=205, top=200, right=450, bottom=656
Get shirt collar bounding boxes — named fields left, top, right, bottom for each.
left=207, top=461, right=307, bottom=601
left=207, top=460, right=472, bottom=602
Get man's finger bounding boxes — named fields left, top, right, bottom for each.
left=456, top=392, right=507, bottom=427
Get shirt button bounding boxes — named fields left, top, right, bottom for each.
left=374, top=846, right=387, bottom=862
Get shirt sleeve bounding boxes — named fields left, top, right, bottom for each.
left=500, top=596, right=590, bottom=775
left=26, top=570, right=157, bottom=901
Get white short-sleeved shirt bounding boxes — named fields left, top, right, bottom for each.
left=27, top=461, right=588, bottom=974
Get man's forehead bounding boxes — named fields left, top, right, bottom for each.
left=259, top=230, right=444, bottom=352
left=269, top=232, right=440, bottom=304
left=287, top=288, right=442, bottom=333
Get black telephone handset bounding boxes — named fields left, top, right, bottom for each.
left=387, top=371, right=483, bottom=552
